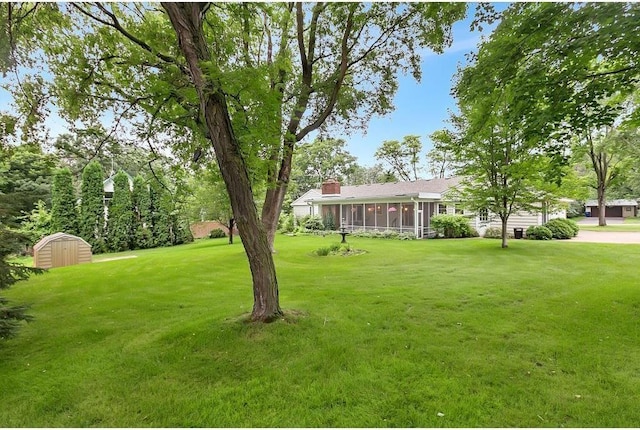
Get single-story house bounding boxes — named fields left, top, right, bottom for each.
left=585, top=199, right=638, bottom=218
left=291, top=177, right=566, bottom=238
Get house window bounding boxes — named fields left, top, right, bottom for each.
left=438, top=204, right=447, bottom=215
left=454, top=205, right=464, bottom=215
left=479, top=208, right=489, bottom=222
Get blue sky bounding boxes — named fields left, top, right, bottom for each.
left=0, top=2, right=507, bottom=168
left=342, top=2, right=508, bottom=166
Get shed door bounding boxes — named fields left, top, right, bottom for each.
left=51, top=240, right=79, bottom=267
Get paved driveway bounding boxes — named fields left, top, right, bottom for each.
left=571, top=230, right=640, bottom=244
left=570, top=217, right=640, bottom=243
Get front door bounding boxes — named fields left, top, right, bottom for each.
left=417, top=210, right=423, bottom=238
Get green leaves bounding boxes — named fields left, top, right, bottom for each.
left=374, top=135, right=423, bottom=181
left=80, top=161, right=106, bottom=252
left=50, top=167, right=78, bottom=235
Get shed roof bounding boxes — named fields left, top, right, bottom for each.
left=33, top=232, right=92, bottom=251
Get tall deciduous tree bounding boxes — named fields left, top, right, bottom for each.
left=80, top=160, right=106, bottom=252
left=50, top=167, right=79, bottom=235
left=374, top=135, right=423, bottom=181
left=106, top=171, right=132, bottom=252
left=346, top=163, right=398, bottom=186
left=291, top=138, right=357, bottom=196
left=448, top=2, right=640, bottom=246
left=575, top=126, right=638, bottom=226
left=2, top=2, right=467, bottom=322
left=427, top=130, right=455, bottom=179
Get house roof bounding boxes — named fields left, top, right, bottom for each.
left=291, top=189, right=323, bottom=207
left=33, top=232, right=92, bottom=251
left=295, top=176, right=463, bottom=204
left=103, top=172, right=134, bottom=193
left=585, top=199, right=638, bottom=207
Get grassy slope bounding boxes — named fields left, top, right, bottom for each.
left=1, top=236, right=639, bottom=427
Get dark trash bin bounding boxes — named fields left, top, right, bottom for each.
left=513, top=227, right=524, bottom=239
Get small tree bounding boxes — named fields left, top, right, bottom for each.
left=50, top=167, right=78, bottom=235
left=18, top=200, right=52, bottom=246
left=323, top=211, right=336, bottom=231
left=79, top=161, right=106, bottom=253
left=0, top=226, right=44, bottom=340
left=106, top=171, right=133, bottom=252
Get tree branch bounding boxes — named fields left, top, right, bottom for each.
left=296, top=4, right=356, bottom=140
left=70, top=3, right=187, bottom=74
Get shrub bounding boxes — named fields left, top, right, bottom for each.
left=315, top=242, right=361, bottom=256
left=554, top=218, right=579, bottom=236
left=544, top=218, right=574, bottom=239
left=323, top=211, right=337, bottom=231
left=315, top=246, right=331, bottom=256
left=483, top=227, right=513, bottom=239
left=431, top=214, right=473, bottom=238
left=526, top=225, right=553, bottom=240
left=209, top=228, right=226, bottom=239
left=304, top=215, right=324, bottom=231
left=278, top=212, right=295, bottom=233
left=398, top=232, right=416, bottom=240
left=382, top=230, right=400, bottom=239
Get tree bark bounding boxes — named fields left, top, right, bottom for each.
left=501, top=216, right=509, bottom=249
left=228, top=218, right=234, bottom=245
left=163, top=2, right=282, bottom=322
left=261, top=137, right=294, bottom=252
left=597, top=185, right=607, bottom=227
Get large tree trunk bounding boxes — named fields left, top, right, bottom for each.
left=163, top=2, right=282, bottom=322
left=261, top=135, right=296, bottom=251
left=262, top=185, right=287, bottom=251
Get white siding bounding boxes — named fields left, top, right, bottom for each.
left=486, top=211, right=540, bottom=230
left=292, top=203, right=318, bottom=218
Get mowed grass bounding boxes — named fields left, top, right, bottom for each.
left=1, top=236, right=640, bottom=427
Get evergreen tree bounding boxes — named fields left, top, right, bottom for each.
left=149, top=180, right=172, bottom=247
left=1, top=226, right=44, bottom=340
left=50, top=167, right=78, bottom=234
left=172, top=216, right=194, bottom=245
left=106, top=171, right=133, bottom=252
left=131, top=175, right=152, bottom=249
left=79, top=161, right=106, bottom=253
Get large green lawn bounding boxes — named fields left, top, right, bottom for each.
left=1, top=235, right=639, bottom=427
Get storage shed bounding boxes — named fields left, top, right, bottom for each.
left=33, top=233, right=92, bottom=269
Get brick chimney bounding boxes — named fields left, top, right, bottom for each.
left=321, top=178, right=340, bottom=195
